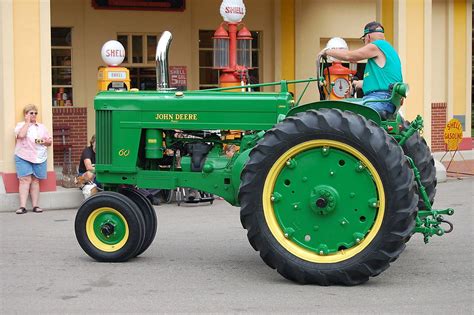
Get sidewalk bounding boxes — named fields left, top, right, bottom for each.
left=442, top=160, right=474, bottom=178
left=1, top=150, right=472, bottom=213
left=0, top=184, right=83, bottom=213
left=434, top=150, right=474, bottom=179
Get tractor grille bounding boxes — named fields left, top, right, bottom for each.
left=96, top=110, right=112, bottom=165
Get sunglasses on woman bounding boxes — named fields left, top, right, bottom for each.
left=29, top=112, right=38, bottom=115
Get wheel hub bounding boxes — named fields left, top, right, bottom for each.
left=100, top=222, right=115, bottom=237
left=310, top=185, right=338, bottom=215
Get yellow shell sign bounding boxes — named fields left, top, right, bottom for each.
left=443, top=119, right=463, bottom=151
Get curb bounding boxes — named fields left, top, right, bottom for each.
left=0, top=186, right=83, bottom=213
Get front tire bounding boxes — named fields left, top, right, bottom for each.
left=239, top=109, right=418, bottom=285
left=119, top=187, right=157, bottom=257
left=75, top=191, right=146, bottom=262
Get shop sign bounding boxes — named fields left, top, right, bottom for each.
left=220, top=0, right=246, bottom=23
left=443, top=118, right=463, bottom=151
left=101, top=40, right=125, bottom=66
left=169, top=66, right=187, bottom=91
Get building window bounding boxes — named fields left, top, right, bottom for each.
left=117, top=33, right=161, bottom=90
left=51, top=27, right=73, bottom=106
left=198, top=30, right=261, bottom=90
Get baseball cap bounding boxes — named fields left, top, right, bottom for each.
left=360, top=21, right=384, bottom=39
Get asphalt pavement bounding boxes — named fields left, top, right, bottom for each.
left=0, top=178, right=473, bottom=314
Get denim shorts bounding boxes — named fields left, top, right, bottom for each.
left=362, top=91, right=395, bottom=115
left=15, top=155, right=47, bottom=179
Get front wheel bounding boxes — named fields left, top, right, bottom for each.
left=239, top=109, right=418, bottom=285
left=75, top=191, right=146, bottom=262
left=119, top=187, right=157, bottom=257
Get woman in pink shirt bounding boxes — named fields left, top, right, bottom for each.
left=14, top=104, right=52, bottom=214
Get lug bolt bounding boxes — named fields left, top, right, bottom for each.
left=319, top=251, right=324, bottom=255
left=284, top=233, right=289, bottom=238
left=356, top=238, right=361, bottom=243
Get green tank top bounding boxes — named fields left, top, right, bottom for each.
left=363, top=40, right=403, bottom=94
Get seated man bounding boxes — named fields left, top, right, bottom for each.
left=78, top=134, right=96, bottom=183
left=321, top=21, right=403, bottom=117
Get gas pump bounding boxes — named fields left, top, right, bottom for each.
left=213, top=0, right=252, bottom=90
left=323, top=61, right=356, bottom=100
left=318, top=37, right=356, bottom=100
left=97, top=40, right=130, bottom=92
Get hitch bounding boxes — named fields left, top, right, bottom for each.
left=415, top=208, right=454, bottom=243
left=406, top=156, right=455, bottom=243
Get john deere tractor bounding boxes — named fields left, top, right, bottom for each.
left=75, top=32, right=453, bottom=285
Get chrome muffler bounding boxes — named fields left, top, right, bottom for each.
left=156, top=31, right=173, bottom=90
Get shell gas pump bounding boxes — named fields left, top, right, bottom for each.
left=318, top=37, right=356, bottom=100
left=323, top=61, right=356, bottom=100
left=97, top=40, right=130, bottom=92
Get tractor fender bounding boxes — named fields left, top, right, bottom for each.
left=286, top=100, right=382, bottom=125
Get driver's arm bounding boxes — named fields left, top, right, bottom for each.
left=324, top=44, right=379, bottom=63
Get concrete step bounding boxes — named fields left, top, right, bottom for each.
left=0, top=185, right=83, bottom=213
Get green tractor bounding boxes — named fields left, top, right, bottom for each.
left=75, top=31, right=453, bottom=285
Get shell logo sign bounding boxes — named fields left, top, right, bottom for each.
left=220, top=0, right=246, bottom=23
left=443, top=119, right=463, bottom=151
left=101, top=40, right=125, bottom=66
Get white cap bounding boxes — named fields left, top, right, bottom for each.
left=324, top=37, right=349, bottom=62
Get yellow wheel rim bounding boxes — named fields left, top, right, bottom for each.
left=86, top=207, right=129, bottom=252
left=262, top=140, right=385, bottom=263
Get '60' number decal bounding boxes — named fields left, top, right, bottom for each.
left=118, top=149, right=130, bottom=157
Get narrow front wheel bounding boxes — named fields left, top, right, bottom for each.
left=75, top=191, right=146, bottom=262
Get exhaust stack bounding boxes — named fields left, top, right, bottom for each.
left=156, top=31, right=173, bottom=90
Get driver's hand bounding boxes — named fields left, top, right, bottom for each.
left=319, top=48, right=328, bottom=56
left=353, top=80, right=363, bottom=90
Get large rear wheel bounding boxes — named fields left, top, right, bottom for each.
left=239, top=109, right=418, bottom=285
left=75, top=191, right=146, bottom=262
left=400, top=119, right=437, bottom=209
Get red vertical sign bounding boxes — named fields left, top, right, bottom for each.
left=169, top=66, right=187, bottom=91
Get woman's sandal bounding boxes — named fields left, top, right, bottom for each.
left=16, top=207, right=27, bottom=214
left=32, top=206, right=43, bottom=213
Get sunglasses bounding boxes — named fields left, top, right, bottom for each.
left=29, top=112, right=38, bottom=115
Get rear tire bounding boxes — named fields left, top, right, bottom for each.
left=400, top=119, right=437, bottom=209
left=75, top=191, right=146, bottom=262
left=239, top=109, right=418, bottom=285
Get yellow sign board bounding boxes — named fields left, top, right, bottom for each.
left=443, top=119, right=463, bottom=151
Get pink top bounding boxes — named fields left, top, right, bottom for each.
left=14, top=122, right=51, bottom=163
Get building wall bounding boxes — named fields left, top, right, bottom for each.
left=432, top=0, right=448, bottom=102
left=51, top=0, right=276, bottom=139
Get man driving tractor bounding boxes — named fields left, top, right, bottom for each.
left=320, top=21, right=403, bottom=117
